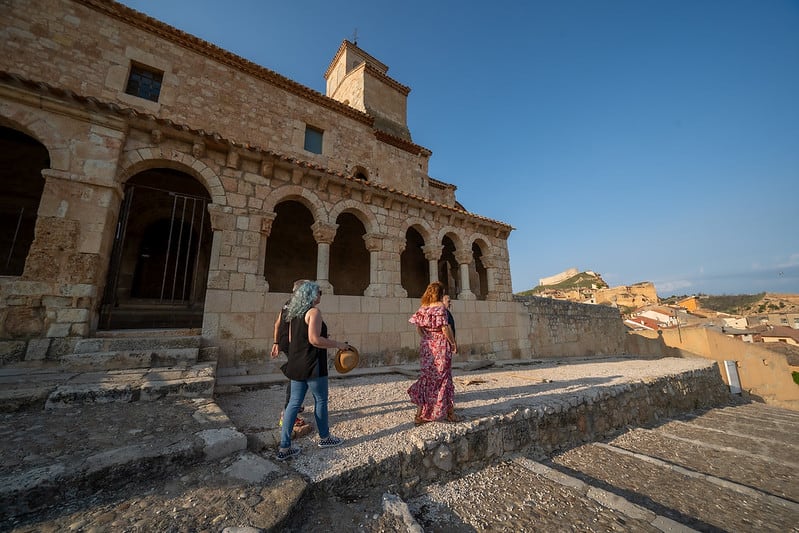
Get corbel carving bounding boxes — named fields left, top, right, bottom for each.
left=192, top=141, right=206, bottom=158
left=151, top=129, right=163, bottom=144
left=291, top=168, right=303, bottom=184
left=363, top=190, right=372, bottom=204
left=260, top=159, right=274, bottom=177
left=318, top=176, right=329, bottom=192
left=226, top=149, right=240, bottom=169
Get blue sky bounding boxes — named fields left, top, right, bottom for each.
left=118, top=0, right=799, bottom=297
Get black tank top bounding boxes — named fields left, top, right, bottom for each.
left=283, top=313, right=328, bottom=380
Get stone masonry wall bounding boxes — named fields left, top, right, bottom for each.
left=519, top=297, right=628, bottom=358
left=320, top=363, right=732, bottom=497
left=0, top=0, right=430, bottom=198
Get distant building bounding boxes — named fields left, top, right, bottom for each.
left=758, top=326, right=799, bottom=346
left=677, top=296, right=699, bottom=312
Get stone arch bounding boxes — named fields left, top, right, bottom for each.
left=263, top=192, right=321, bottom=293
left=263, top=185, right=327, bottom=223
left=330, top=210, right=369, bottom=295
left=117, top=149, right=221, bottom=203
left=99, top=164, right=213, bottom=329
left=0, top=106, right=69, bottom=171
left=403, top=217, right=435, bottom=245
left=0, top=124, right=49, bottom=276
left=436, top=228, right=465, bottom=251
left=468, top=236, right=491, bottom=301
left=328, top=200, right=380, bottom=235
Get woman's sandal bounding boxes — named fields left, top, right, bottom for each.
left=446, top=410, right=462, bottom=423
left=414, top=415, right=430, bottom=426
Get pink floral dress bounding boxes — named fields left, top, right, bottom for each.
left=407, top=304, right=454, bottom=421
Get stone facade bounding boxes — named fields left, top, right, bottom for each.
left=0, top=0, right=520, bottom=366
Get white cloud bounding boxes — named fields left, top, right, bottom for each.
left=656, top=279, right=693, bottom=294
left=777, top=253, right=799, bottom=268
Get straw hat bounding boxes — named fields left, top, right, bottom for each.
left=334, top=346, right=359, bottom=374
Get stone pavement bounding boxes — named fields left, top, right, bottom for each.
left=1, top=356, right=797, bottom=532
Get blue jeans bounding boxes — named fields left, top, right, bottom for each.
left=279, top=375, right=329, bottom=449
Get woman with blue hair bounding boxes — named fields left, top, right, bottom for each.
left=277, top=280, right=351, bottom=460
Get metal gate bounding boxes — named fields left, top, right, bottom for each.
left=99, top=184, right=211, bottom=329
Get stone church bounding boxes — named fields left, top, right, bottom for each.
left=0, top=0, right=533, bottom=368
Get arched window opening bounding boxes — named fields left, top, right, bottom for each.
left=352, top=166, right=369, bottom=181
left=438, top=236, right=458, bottom=299
left=0, top=127, right=48, bottom=276
left=264, top=200, right=317, bottom=293
left=401, top=227, right=427, bottom=298
left=471, top=242, right=488, bottom=300
left=330, top=212, right=369, bottom=295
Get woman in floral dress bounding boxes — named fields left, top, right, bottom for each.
left=408, top=281, right=461, bottom=425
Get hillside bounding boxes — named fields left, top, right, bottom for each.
left=516, top=272, right=608, bottom=296
left=661, top=293, right=799, bottom=316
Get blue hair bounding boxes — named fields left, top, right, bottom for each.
left=284, top=281, right=320, bottom=322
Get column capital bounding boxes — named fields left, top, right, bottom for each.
left=311, top=221, right=338, bottom=244
left=259, top=211, right=277, bottom=235
left=454, top=249, right=473, bottom=265
left=362, top=232, right=384, bottom=252
left=479, top=254, right=501, bottom=270
left=422, top=244, right=443, bottom=262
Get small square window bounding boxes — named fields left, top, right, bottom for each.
left=304, top=125, right=323, bottom=154
left=125, top=63, right=163, bottom=102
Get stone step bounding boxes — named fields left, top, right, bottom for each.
left=550, top=441, right=799, bottom=531
left=610, top=427, right=798, bottom=502
left=0, top=398, right=247, bottom=522
left=59, top=347, right=200, bottom=371
left=44, top=362, right=217, bottom=409
left=407, top=458, right=674, bottom=532
left=72, top=335, right=202, bottom=355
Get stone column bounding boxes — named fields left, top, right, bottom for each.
left=311, top=221, right=338, bottom=294
left=480, top=254, right=500, bottom=300
left=455, top=249, right=476, bottom=300
left=375, top=235, right=407, bottom=298
left=363, top=232, right=384, bottom=297
left=422, top=244, right=442, bottom=283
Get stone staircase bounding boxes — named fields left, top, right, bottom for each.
left=0, top=330, right=217, bottom=412
left=405, top=402, right=799, bottom=532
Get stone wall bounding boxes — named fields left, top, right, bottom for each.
left=627, top=326, right=799, bottom=410
left=320, top=363, right=731, bottom=496
left=518, top=297, right=628, bottom=358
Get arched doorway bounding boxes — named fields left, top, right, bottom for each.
left=99, top=168, right=212, bottom=329
left=264, top=200, right=317, bottom=293
left=0, top=127, right=48, bottom=276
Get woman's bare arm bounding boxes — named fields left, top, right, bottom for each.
left=306, top=307, right=348, bottom=350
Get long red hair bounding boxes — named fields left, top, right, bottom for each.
left=421, top=281, right=446, bottom=306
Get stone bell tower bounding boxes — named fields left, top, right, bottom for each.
left=324, top=40, right=412, bottom=141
